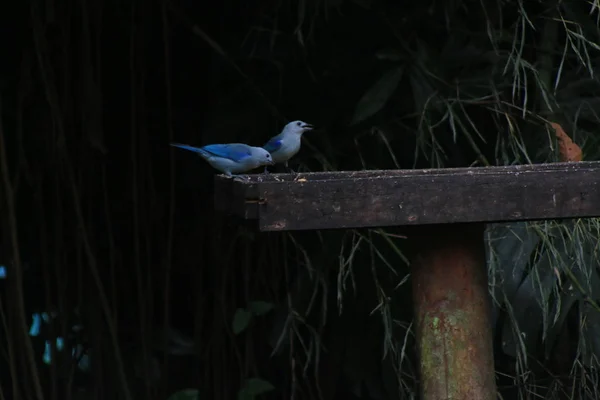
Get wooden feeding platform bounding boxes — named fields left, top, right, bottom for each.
left=213, top=161, right=600, bottom=399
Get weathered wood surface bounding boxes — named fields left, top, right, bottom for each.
left=214, top=161, right=600, bottom=231
left=411, top=224, right=496, bottom=399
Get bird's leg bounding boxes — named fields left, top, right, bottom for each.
left=262, top=166, right=271, bottom=175
left=224, top=171, right=249, bottom=181
left=284, top=161, right=297, bottom=174
left=232, top=174, right=250, bottom=181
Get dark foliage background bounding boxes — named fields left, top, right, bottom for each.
left=2, top=0, right=600, bottom=399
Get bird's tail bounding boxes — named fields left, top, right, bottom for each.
left=170, top=143, right=208, bottom=157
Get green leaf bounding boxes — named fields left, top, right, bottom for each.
left=232, top=308, right=252, bottom=335
left=242, top=378, right=275, bottom=398
left=248, top=301, right=274, bottom=316
left=246, top=378, right=275, bottom=394
left=375, top=48, right=403, bottom=61
left=349, top=66, right=404, bottom=126
left=237, top=388, right=252, bottom=400
left=167, top=388, right=200, bottom=400
left=350, top=0, right=373, bottom=9
left=500, top=236, right=563, bottom=358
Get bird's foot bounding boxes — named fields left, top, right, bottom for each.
left=283, top=162, right=298, bottom=175
left=232, top=174, right=250, bottom=182
left=262, top=167, right=271, bottom=175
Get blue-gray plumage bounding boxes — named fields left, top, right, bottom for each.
left=171, top=142, right=274, bottom=178
left=263, top=120, right=314, bottom=170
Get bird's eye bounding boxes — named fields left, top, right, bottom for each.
left=296, top=122, right=302, bottom=126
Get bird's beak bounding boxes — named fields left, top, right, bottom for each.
left=302, top=123, right=314, bottom=130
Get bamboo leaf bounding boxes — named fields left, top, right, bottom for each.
left=237, top=378, right=275, bottom=400
left=248, top=301, right=274, bottom=316
left=350, top=66, right=404, bottom=125
left=167, top=389, right=200, bottom=400
left=232, top=308, right=253, bottom=335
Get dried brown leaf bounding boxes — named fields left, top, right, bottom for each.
left=550, top=122, right=582, bottom=162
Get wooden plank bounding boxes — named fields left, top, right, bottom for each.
left=213, top=161, right=600, bottom=231
left=220, top=161, right=599, bottom=183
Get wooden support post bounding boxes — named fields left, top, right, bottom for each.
left=411, top=224, right=496, bottom=399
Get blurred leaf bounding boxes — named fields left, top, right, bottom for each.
left=349, top=66, right=404, bottom=125
left=248, top=301, right=274, bottom=316
left=581, top=299, right=600, bottom=367
left=544, top=284, right=580, bottom=360
left=501, top=235, right=563, bottom=358
left=576, top=263, right=600, bottom=367
left=544, top=245, right=596, bottom=359
left=237, top=389, right=250, bottom=400
left=488, top=223, right=540, bottom=302
left=152, top=326, right=195, bottom=355
left=237, top=378, right=275, bottom=400
left=350, top=0, right=373, bottom=9
left=375, top=48, right=403, bottom=61
left=408, top=67, right=437, bottom=116
left=167, top=388, right=200, bottom=400
left=324, top=0, right=344, bottom=8
left=232, top=308, right=253, bottom=335
left=487, top=223, right=540, bottom=333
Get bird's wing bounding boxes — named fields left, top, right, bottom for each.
left=201, top=144, right=252, bottom=162
left=263, top=134, right=284, bottom=153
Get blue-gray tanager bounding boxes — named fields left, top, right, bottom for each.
left=263, top=120, right=314, bottom=171
left=171, top=142, right=274, bottom=178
